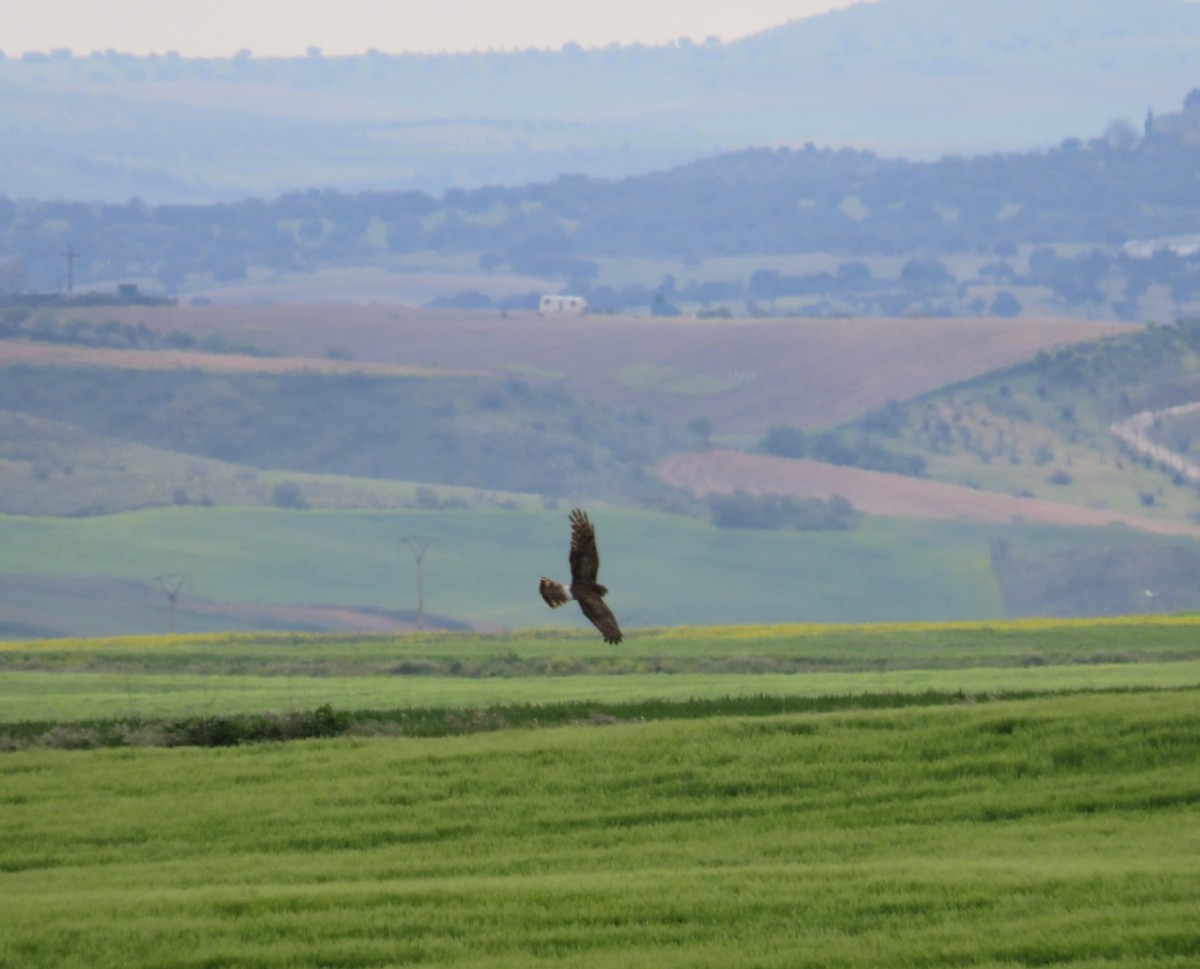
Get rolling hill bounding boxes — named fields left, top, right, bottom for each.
left=6, top=305, right=1200, bottom=635
left=36, top=305, right=1131, bottom=434
left=776, top=318, right=1200, bottom=523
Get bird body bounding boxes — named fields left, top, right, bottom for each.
left=539, top=508, right=623, bottom=643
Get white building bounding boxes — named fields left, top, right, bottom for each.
left=1123, top=235, right=1200, bottom=258
left=538, top=294, right=587, bottom=315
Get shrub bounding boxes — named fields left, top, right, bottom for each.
left=38, top=725, right=104, bottom=750
left=761, top=424, right=806, bottom=458
left=707, top=490, right=859, bottom=531
left=271, top=481, right=308, bottom=509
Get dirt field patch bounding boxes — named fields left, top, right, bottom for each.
left=0, top=340, right=457, bottom=377
left=50, top=305, right=1132, bottom=433
left=658, top=450, right=1200, bottom=538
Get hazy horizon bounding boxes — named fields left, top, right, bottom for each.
left=5, top=0, right=875, bottom=58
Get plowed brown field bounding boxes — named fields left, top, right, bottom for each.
left=658, top=450, right=1200, bottom=538
left=51, top=305, right=1131, bottom=432
left=0, top=340, right=454, bottom=376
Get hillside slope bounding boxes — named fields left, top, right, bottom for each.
left=41, top=307, right=1131, bottom=435
left=755, top=318, right=1200, bottom=527
left=0, top=307, right=1133, bottom=516
left=658, top=451, right=1200, bottom=539
left=8, top=309, right=1200, bottom=634
left=0, top=362, right=682, bottom=509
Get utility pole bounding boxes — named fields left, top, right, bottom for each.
left=60, top=243, right=80, bottom=294
left=153, top=574, right=189, bottom=634
left=399, top=536, right=436, bottom=631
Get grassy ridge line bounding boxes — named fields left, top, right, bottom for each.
left=5, top=614, right=1200, bottom=674
left=1, top=691, right=1197, bottom=967
left=0, top=407, right=544, bottom=518
left=10, top=611, right=1200, bottom=650
left=5, top=661, right=1200, bottom=726
left=11, top=611, right=1200, bottom=648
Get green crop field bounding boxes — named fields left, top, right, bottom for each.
left=7, top=661, right=1200, bottom=725
left=2, top=620, right=1200, bottom=966
left=4, top=617, right=1200, bottom=726
left=1, top=692, right=1197, bottom=966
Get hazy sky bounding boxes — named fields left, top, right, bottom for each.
left=6, top=0, right=876, bottom=58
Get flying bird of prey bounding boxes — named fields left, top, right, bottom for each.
left=539, top=508, right=623, bottom=644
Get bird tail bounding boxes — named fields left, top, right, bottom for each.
left=539, top=578, right=571, bottom=608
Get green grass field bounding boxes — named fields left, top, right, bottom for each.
left=5, top=661, right=1200, bottom=726
left=5, top=618, right=1200, bottom=724
left=2, top=620, right=1200, bottom=966
left=1, top=505, right=1013, bottom=635
left=1, top=692, right=1197, bottom=967
left=12, top=503, right=1200, bottom=638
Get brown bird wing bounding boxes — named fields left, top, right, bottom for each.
left=568, top=508, right=600, bottom=584
left=575, top=589, right=623, bottom=644
left=539, top=577, right=571, bottom=609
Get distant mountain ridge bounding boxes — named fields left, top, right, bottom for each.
left=752, top=0, right=1200, bottom=52
left=4, top=0, right=1200, bottom=202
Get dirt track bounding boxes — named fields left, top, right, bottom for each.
left=1110, top=401, right=1200, bottom=484
left=658, top=450, right=1200, bottom=538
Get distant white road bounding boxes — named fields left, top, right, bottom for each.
left=1109, top=401, right=1200, bottom=482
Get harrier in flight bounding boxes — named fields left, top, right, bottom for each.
left=539, top=508, right=623, bottom=644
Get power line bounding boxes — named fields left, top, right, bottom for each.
left=399, top=536, right=436, bottom=631
left=59, top=243, right=80, bottom=294
left=153, top=574, right=190, bottom=634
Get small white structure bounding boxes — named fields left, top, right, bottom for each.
left=1123, top=235, right=1200, bottom=258
left=539, top=294, right=587, bottom=315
